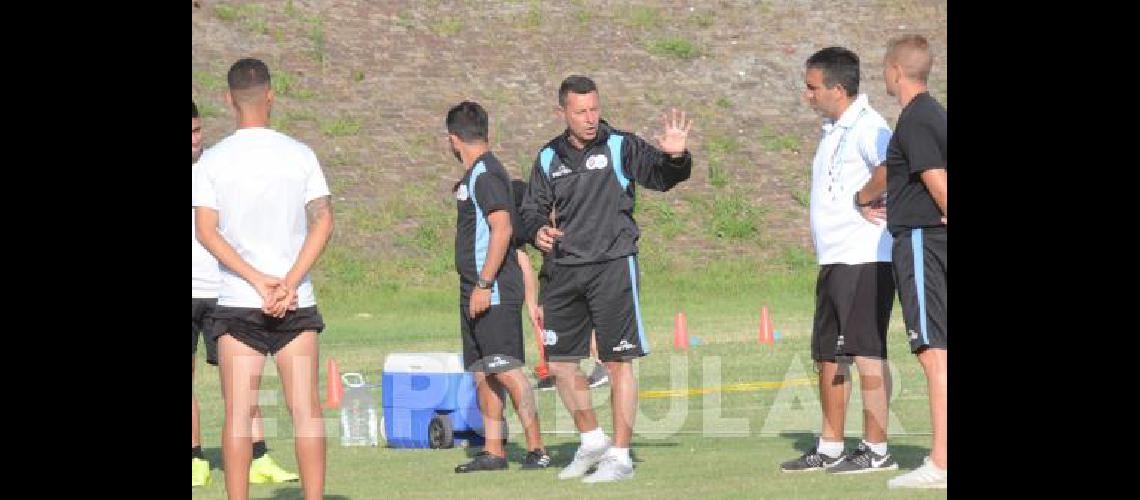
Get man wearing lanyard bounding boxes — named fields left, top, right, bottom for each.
left=780, top=47, right=898, bottom=475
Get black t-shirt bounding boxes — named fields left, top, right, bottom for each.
left=886, top=92, right=947, bottom=235
left=454, top=152, right=523, bottom=305
left=509, top=178, right=529, bottom=251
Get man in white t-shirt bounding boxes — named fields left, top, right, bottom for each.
left=780, top=47, right=898, bottom=475
left=192, top=100, right=299, bottom=488
left=193, top=58, right=334, bottom=500
left=191, top=100, right=216, bottom=487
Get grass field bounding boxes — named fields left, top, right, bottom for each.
left=191, top=259, right=945, bottom=499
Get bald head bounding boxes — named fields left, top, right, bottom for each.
left=885, top=34, right=933, bottom=83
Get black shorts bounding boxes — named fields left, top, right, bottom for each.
left=192, top=298, right=219, bottom=365
left=542, top=255, right=648, bottom=362
left=812, top=263, right=895, bottom=362
left=460, top=303, right=525, bottom=373
left=209, top=306, right=325, bottom=358
left=892, top=227, right=947, bottom=353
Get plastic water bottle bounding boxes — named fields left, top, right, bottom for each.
left=339, top=373, right=379, bottom=446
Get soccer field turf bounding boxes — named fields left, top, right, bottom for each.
left=192, top=276, right=945, bottom=499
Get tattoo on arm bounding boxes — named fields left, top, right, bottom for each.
left=305, top=196, right=332, bottom=226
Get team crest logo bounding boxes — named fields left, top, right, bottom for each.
left=585, top=154, right=608, bottom=170
left=543, top=329, right=558, bottom=346
left=456, top=184, right=469, bottom=201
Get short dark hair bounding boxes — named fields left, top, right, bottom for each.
left=192, top=100, right=199, bottom=119
left=558, top=75, right=597, bottom=107
left=227, top=58, right=271, bottom=91
left=446, top=101, right=489, bottom=143
left=805, top=47, right=860, bottom=97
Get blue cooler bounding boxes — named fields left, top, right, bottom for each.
left=381, top=352, right=484, bottom=448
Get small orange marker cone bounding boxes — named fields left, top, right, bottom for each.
left=759, top=306, right=774, bottom=345
left=323, top=358, right=343, bottom=409
left=673, top=312, right=689, bottom=351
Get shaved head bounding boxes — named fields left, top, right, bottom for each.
left=226, top=58, right=272, bottom=106
left=885, top=34, right=933, bottom=83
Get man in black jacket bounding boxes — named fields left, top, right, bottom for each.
left=520, top=75, right=693, bottom=483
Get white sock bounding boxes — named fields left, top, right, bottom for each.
left=817, top=438, right=844, bottom=458
left=608, top=447, right=631, bottom=464
left=581, top=428, right=607, bottom=449
left=864, top=440, right=887, bottom=456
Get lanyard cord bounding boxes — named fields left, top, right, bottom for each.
left=826, top=107, right=868, bottom=202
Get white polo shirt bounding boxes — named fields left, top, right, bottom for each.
left=192, top=161, right=220, bottom=299
left=809, top=94, right=893, bottom=265
left=192, top=127, right=331, bottom=308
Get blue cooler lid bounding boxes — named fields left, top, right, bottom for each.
left=383, top=352, right=464, bottom=374
left=382, top=353, right=466, bottom=409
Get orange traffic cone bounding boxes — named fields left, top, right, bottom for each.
left=323, top=358, right=343, bottom=409
left=759, top=306, right=774, bottom=345
left=673, top=312, right=689, bottom=351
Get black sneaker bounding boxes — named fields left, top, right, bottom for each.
left=827, top=443, right=898, bottom=474
left=455, top=451, right=508, bottom=473
left=520, top=449, right=551, bottom=470
left=534, top=376, right=556, bottom=391
left=779, top=448, right=844, bottom=472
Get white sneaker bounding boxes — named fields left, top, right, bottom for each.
left=558, top=439, right=611, bottom=480
left=887, top=456, right=947, bottom=489
left=581, top=453, right=634, bottom=483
